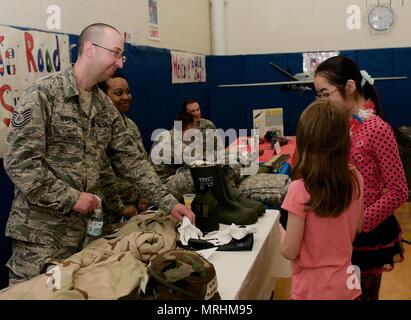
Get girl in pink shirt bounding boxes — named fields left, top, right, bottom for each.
left=280, top=99, right=364, bottom=300
left=314, top=56, right=408, bottom=300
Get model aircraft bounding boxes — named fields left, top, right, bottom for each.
left=218, top=62, right=408, bottom=95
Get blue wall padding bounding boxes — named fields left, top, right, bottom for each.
left=121, top=44, right=210, bottom=149
left=1, top=32, right=411, bottom=288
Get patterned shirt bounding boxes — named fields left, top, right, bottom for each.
left=111, top=114, right=148, bottom=204
left=349, top=114, right=408, bottom=232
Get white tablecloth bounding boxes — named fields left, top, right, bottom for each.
left=209, top=209, right=291, bottom=300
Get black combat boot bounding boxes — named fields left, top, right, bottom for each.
left=190, top=165, right=258, bottom=226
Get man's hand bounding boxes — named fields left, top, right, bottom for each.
left=121, top=205, right=138, bottom=218
left=72, top=192, right=100, bottom=215
left=170, top=203, right=195, bottom=223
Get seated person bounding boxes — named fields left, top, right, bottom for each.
left=100, top=73, right=149, bottom=214
left=183, top=99, right=224, bottom=164
left=150, top=111, right=197, bottom=200
left=183, top=99, right=216, bottom=131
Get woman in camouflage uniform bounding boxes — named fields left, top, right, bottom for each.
left=100, top=74, right=149, bottom=214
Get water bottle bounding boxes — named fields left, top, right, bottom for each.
left=83, top=197, right=103, bottom=248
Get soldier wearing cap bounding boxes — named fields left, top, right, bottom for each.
left=4, top=22, right=195, bottom=285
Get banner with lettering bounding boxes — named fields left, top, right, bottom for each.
left=0, top=26, right=70, bottom=158
left=171, top=51, right=206, bottom=84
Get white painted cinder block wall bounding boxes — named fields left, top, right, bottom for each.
left=0, top=0, right=212, bottom=54
left=224, top=0, right=411, bottom=54
left=1, top=0, right=410, bottom=55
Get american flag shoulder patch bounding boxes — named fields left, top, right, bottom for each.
left=11, top=109, right=32, bottom=128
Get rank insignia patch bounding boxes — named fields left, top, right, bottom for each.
left=11, top=109, right=32, bottom=128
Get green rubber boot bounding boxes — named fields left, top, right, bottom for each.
left=190, top=165, right=258, bottom=225
left=219, top=166, right=265, bottom=216
left=190, top=191, right=219, bottom=233
left=213, top=166, right=263, bottom=220
left=230, top=187, right=266, bottom=216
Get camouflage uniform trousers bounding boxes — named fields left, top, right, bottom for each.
left=164, top=169, right=194, bottom=203
left=238, top=173, right=290, bottom=209
left=7, top=239, right=80, bottom=286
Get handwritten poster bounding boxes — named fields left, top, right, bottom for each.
left=171, top=51, right=206, bottom=84
left=253, top=108, right=284, bottom=138
left=0, top=26, right=70, bottom=157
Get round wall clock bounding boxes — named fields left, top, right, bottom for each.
left=368, top=4, right=395, bottom=31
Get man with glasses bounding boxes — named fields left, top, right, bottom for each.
left=4, top=23, right=195, bottom=285
left=90, top=42, right=127, bottom=64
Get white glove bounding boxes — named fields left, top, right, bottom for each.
left=228, top=224, right=256, bottom=240
left=178, top=216, right=203, bottom=245
left=201, top=224, right=256, bottom=246
left=201, top=229, right=232, bottom=246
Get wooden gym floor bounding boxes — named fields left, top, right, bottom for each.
left=273, top=202, right=411, bottom=300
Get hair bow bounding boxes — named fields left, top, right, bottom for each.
left=360, top=70, right=375, bottom=87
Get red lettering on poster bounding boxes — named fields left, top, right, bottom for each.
left=24, top=32, right=38, bottom=73
left=1, top=84, right=13, bottom=127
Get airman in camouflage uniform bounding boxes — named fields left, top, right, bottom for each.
left=113, top=115, right=149, bottom=205
left=183, top=99, right=224, bottom=163
left=150, top=114, right=198, bottom=201
left=150, top=129, right=185, bottom=184
left=4, top=23, right=194, bottom=285
left=99, top=74, right=149, bottom=214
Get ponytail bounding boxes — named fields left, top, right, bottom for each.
left=361, top=82, right=384, bottom=119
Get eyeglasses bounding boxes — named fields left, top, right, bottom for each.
left=316, top=87, right=339, bottom=99
left=91, top=42, right=126, bottom=63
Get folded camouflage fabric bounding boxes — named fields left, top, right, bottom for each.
left=0, top=249, right=147, bottom=300
left=0, top=211, right=179, bottom=300
left=238, top=173, right=290, bottom=209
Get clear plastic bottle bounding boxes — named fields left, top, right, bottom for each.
left=83, top=197, right=103, bottom=248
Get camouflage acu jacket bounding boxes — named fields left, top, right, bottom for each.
left=124, top=115, right=148, bottom=159
left=197, top=118, right=226, bottom=164
left=150, top=129, right=189, bottom=183
left=4, top=66, right=178, bottom=247
left=110, top=114, right=148, bottom=205
left=197, top=117, right=216, bottom=131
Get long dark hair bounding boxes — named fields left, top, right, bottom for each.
left=315, top=56, right=383, bottom=118
left=292, top=99, right=361, bottom=217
